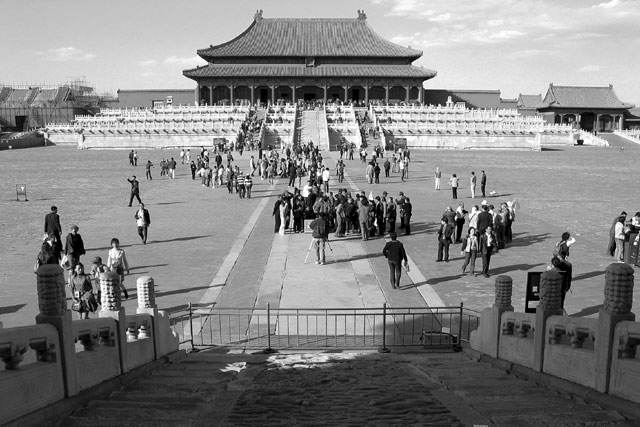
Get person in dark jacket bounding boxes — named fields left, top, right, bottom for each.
left=44, top=206, right=63, bottom=254
left=403, top=197, right=412, bottom=235
left=479, top=225, right=498, bottom=278
left=309, top=212, right=329, bottom=264
left=64, top=224, right=86, bottom=270
left=127, top=176, right=142, bottom=207
left=437, top=219, right=454, bottom=262
left=382, top=232, right=408, bottom=289
left=135, top=204, right=151, bottom=244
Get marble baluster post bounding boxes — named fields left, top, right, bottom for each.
left=471, top=275, right=514, bottom=358
left=35, top=264, right=79, bottom=396
left=533, top=270, right=564, bottom=372
left=595, top=263, right=635, bottom=392
left=136, top=276, right=158, bottom=359
left=99, top=271, right=128, bottom=373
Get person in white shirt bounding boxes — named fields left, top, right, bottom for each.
left=321, top=167, right=330, bottom=194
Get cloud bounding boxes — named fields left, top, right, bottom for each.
left=577, top=64, right=602, bottom=73
left=46, top=47, right=95, bottom=62
left=506, top=49, right=553, bottom=59
left=163, top=55, right=200, bottom=66
left=139, top=59, right=158, bottom=67
left=593, top=0, right=621, bottom=9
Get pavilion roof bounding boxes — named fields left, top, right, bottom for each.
left=183, top=63, right=436, bottom=80
left=541, top=84, right=634, bottom=110
left=517, top=94, right=543, bottom=109
left=197, top=12, right=423, bottom=60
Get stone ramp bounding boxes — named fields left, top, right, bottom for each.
left=56, top=350, right=639, bottom=427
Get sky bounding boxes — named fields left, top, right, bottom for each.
left=1, top=0, right=638, bottom=105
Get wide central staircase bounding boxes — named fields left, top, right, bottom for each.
left=50, top=350, right=637, bottom=426
left=298, top=109, right=329, bottom=151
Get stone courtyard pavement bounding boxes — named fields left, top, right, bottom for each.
left=2, top=138, right=640, bottom=329
left=54, top=350, right=640, bottom=427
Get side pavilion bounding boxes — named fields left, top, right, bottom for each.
left=537, top=84, right=635, bottom=132
left=183, top=10, right=436, bottom=106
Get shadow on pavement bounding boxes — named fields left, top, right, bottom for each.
left=570, top=304, right=603, bottom=317
left=147, top=235, right=212, bottom=244
left=130, top=264, right=169, bottom=270
left=573, top=270, right=605, bottom=281
left=0, top=304, right=26, bottom=315
left=508, top=232, right=553, bottom=248
left=489, top=263, right=546, bottom=275
left=332, top=253, right=384, bottom=264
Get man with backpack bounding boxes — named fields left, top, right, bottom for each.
left=309, top=212, right=329, bottom=265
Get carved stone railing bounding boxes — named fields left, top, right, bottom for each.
left=499, top=311, right=536, bottom=368
left=0, top=265, right=179, bottom=425
left=544, top=316, right=598, bottom=387
left=0, top=324, right=64, bottom=422
left=471, top=263, right=638, bottom=403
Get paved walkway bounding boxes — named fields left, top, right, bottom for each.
left=2, top=138, right=640, bottom=328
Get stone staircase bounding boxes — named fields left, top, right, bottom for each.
left=51, top=350, right=639, bottom=427
left=299, top=109, right=329, bottom=150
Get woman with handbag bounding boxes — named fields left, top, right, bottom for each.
left=69, top=263, right=98, bottom=320
left=107, top=238, right=130, bottom=300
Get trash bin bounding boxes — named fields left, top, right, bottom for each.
left=576, top=139, right=584, bottom=145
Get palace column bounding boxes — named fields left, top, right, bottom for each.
left=618, top=114, right=624, bottom=131
left=250, top=85, right=255, bottom=106
left=418, top=85, right=423, bottom=104
left=559, top=113, right=565, bottom=124
left=405, top=84, right=410, bottom=103
left=595, top=114, right=601, bottom=132
left=576, top=113, right=581, bottom=128
left=271, top=85, right=275, bottom=104
left=364, top=85, right=369, bottom=104
left=344, top=85, right=348, bottom=103
left=291, top=85, right=296, bottom=103
left=385, top=83, right=389, bottom=105
left=323, top=84, right=327, bottom=101
left=195, top=84, right=200, bottom=105
left=230, top=84, right=235, bottom=104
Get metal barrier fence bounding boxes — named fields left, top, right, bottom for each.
left=170, top=303, right=480, bottom=352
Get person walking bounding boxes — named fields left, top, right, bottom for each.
left=168, top=157, right=177, bottom=179
left=107, top=238, right=130, bottom=299
left=309, top=212, right=329, bottom=265
left=128, top=150, right=134, bottom=166
left=127, top=176, right=142, bottom=207
left=44, top=206, right=63, bottom=253
left=145, top=160, right=154, bottom=180
left=449, top=174, right=459, bottom=199
left=245, top=174, right=253, bottom=198
left=461, top=227, right=479, bottom=275
left=479, top=225, right=497, bottom=278
left=64, top=224, right=85, bottom=271
left=454, top=202, right=466, bottom=243
left=134, top=203, right=151, bottom=244
left=480, top=170, right=487, bottom=197
left=384, top=158, right=391, bottom=178
left=382, top=232, right=408, bottom=289
left=470, top=172, right=476, bottom=199
left=69, top=263, right=98, bottom=320
left=434, top=167, right=442, bottom=190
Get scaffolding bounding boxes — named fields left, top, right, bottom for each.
left=0, top=77, right=117, bottom=131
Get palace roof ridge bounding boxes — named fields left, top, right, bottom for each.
left=196, top=14, right=423, bottom=60
left=542, top=84, right=634, bottom=110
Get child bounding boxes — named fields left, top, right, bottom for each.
left=107, top=238, right=130, bottom=299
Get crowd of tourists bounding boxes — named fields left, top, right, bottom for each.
left=36, top=206, right=141, bottom=319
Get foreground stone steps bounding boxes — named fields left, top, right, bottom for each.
left=58, top=350, right=639, bottom=427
